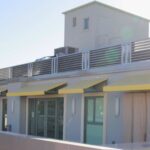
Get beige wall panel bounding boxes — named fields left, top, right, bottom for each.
left=122, top=93, right=132, bottom=143
left=133, top=93, right=146, bottom=142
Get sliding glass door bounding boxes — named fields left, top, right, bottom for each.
left=28, top=98, right=64, bottom=139
left=84, top=96, right=104, bottom=145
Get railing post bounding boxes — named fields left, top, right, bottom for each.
left=9, top=67, right=12, bottom=79
left=28, top=63, right=33, bottom=77
left=82, top=52, right=85, bottom=70
left=55, top=57, right=58, bottom=73
left=51, top=57, right=58, bottom=74
left=121, top=44, right=126, bottom=64
left=86, top=51, right=90, bottom=69
left=82, top=51, right=90, bottom=70
left=127, top=43, right=132, bottom=63
left=121, top=43, right=132, bottom=64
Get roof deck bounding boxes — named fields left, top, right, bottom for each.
left=1, top=38, right=150, bottom=84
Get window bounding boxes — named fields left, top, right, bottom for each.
left=72, top=17, right=76, bottom=27
left=84, top=18, right=89, bottom=29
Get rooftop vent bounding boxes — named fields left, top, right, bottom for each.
left=54, top=47, right=79, bottom=57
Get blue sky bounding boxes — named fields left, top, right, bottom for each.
left=0, top=0, right=150, bottom=68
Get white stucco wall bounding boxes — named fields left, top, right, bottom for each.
left=7, top=83, right=22, bottom=133
left=64, top=2, right=149, bottom=51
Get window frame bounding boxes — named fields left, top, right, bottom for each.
left=83, top=17, right=89, bottom=30
left=72, top=17, right=77, bottom=27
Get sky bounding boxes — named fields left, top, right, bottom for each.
left=0, top=0, right=150, bottom=68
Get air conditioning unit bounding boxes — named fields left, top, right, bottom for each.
left=54, top=47, right=79, bottom=57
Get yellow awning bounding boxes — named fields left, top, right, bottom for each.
left=104, top=84, right=150, bottom=92
left=103, top=74, right=150, bottom=92
left=59, top=79, right=106, bottom=94
left=7, top=82, right=66, bottom=96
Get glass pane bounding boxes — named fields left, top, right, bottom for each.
left=47, top=100, right=55, bottom=116
left=57, top=99, right=63, bottom=117
left=87, top=99, right=94, bottom=122
left=37, top=101, right=44, bottom=115
left=95, top=97, right=103, bottom=123
left=56, top=99, right=64, bottom=139
left=37, top=117, right=44, bottom=137
left=28, top=98, right=64, bottom=139
left=56, top=116, right=63, bottom=139
left=84, top=18, right=89, bottom=29
left=86, top=124, right=103, bottom=145
left=47, top=117, right=55, bottom=138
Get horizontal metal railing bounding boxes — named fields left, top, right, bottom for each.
left=131, top=39, right=150, bottom=62
left=58, top=52, right=82, bottom=72
left=1, top=38, right=150, bottom=80
left=12, top=64, right=28, bottom=78
left=32, top=59, right=52, bottom=76
left=0, top=68, right=10, bottom=80
left=90, top=45, right=122, bottom=68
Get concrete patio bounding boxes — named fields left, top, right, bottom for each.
left=1, top=131, right=150, bottom=150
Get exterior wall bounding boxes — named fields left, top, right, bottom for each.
left=7, top=83, right=22, bottom=133
left=105, top=92, right=124, bottom=144
left=64, top=94, right=83, bottom=142
left=7, top=96, right=20, bottom=133
left=94, top=4, right=149, bottom=48
left=3, top=66, right=150, bottom=144
left=64, top=3, right=149, bottom=50
left=64, top=4, right=96, bottom=51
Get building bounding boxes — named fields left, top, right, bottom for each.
left=64, top=1, right=149, bottom=50
left=0, top=1, right=150, bottom=146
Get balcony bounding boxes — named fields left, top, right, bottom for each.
left=0, top=38, right=150, bottom=82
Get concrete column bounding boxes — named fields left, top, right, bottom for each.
left=7, top=96, right=21, bottom=133
left=64, top=94, right=83, bottom=143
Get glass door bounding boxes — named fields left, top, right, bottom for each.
left=2, top=99, right=7, bottom=131
left=36, top=100, right=45, bottom=137
left=84, top=96, right=104, bottom=145
left=28, top=98, right=64, bottom=139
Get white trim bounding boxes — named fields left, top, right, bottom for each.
left=63, top=95, right=67, bottom=140
left=80, top=94, right=84, bottom=143
left=121, top=44, right=126, bottom=64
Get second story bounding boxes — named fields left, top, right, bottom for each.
left=64, top=1, right=149, bottom=51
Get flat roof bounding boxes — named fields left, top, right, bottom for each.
left=63, top=1, right=150, bottom=22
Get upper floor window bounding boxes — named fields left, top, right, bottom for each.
left=84, top=18, right=89, bottom=29
left=72, top=17, right=76, bottom=27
